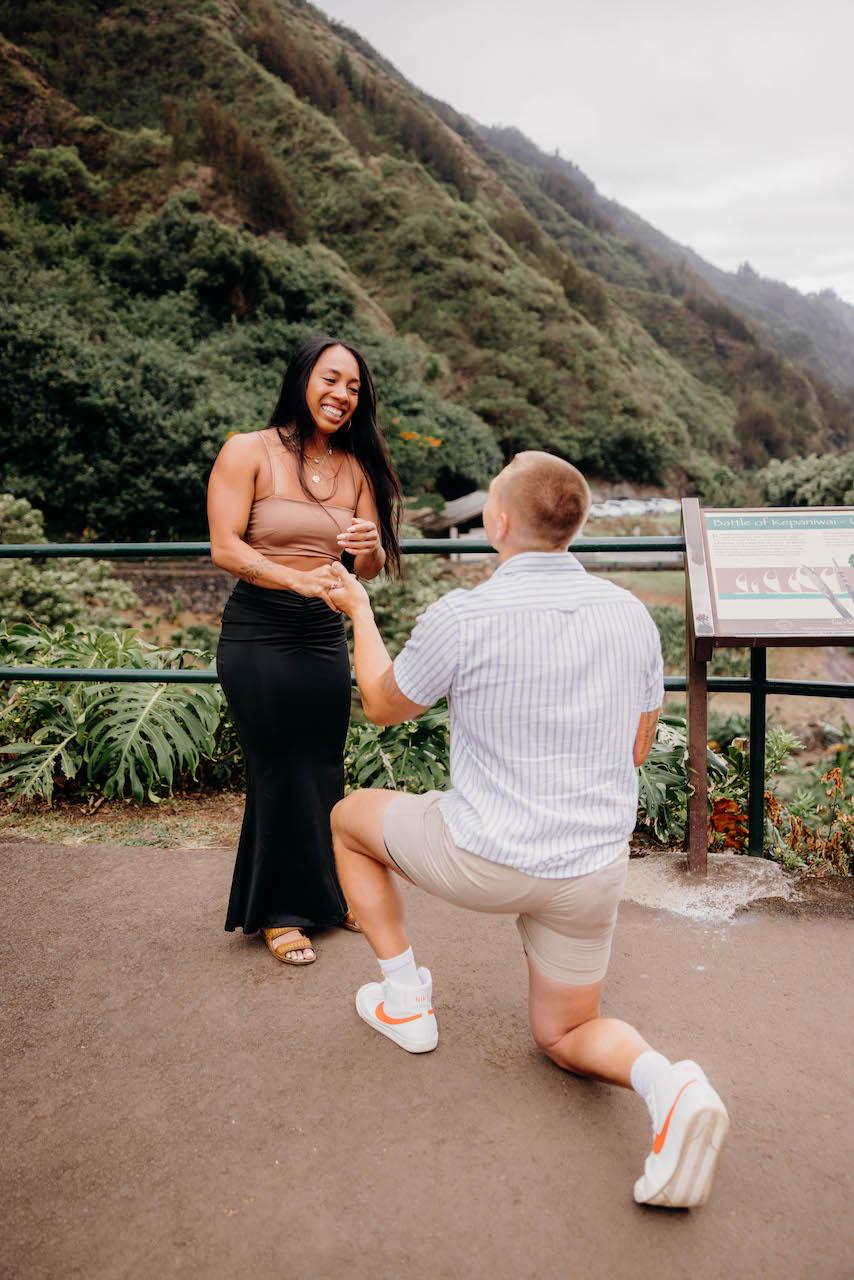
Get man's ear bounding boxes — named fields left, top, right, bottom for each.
left=495, top=510, right=509, bottom=544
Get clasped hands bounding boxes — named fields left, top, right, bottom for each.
left=294, top=560, right=370, bottom=613
left=326, top=561, right=370, bottom=615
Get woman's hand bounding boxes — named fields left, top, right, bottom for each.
left=327, top=564, right=371, bottom=618
left=337, top=518, right=381, bottom=557
left=291, top=564, right=343, bottom=610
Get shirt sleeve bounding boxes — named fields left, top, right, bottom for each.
left=641, top=610, right=665, bottom=712
left=392, top=591, right=462, bottom=707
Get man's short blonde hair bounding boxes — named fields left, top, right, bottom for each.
left=498, top=451, right=591, bottom=548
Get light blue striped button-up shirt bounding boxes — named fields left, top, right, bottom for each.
left=393, top=551, right=664, bottom=878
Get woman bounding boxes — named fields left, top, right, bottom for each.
left=208, top=336, right=402, bottom=965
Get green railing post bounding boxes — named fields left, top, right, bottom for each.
left=748, top=647, right=767, bottom=855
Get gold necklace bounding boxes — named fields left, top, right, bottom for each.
left=308, top=444, right=333, bottom=484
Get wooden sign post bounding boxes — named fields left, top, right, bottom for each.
left=681, top=499, right=854, bottom=874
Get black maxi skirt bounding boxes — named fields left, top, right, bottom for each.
left=217, top=581, right=351, bottom=933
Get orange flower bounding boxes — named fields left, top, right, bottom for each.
left=400, top=431, right=418, bottom=441
left=426, top=437, right=442, bottom=448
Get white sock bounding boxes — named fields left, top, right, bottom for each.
left=630, top=1050, right=672, bottom=1119
left=378, top=946, right=419, bottom=988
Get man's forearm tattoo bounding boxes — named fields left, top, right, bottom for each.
left=637, top=715, right=658, bottom=759
left=378, top=666, right=400, bottom=700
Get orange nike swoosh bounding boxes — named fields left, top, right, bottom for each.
left=652, top=1080, right=698, bottom=1154
left=374, top=1002, right=424, bottom=1026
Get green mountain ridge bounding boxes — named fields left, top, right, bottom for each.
left=477, top=123, right=854, bottom=391
left=0, top=0, right=851, bottom=541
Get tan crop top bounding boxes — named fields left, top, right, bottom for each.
left=245, top=428, right=361, bottom=561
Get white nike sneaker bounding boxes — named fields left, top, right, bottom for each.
left=355, top=966, right=438, bottom=1054
left=633, top=1060, right=730, bottom=1208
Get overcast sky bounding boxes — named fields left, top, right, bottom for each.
left=319, top=0, right=854, bottom=304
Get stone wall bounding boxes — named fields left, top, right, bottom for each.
left=113, top=561, right=235, bottom=615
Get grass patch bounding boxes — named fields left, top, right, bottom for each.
left=0, top=790, right=243, bottom=848
left=593, top=569, right=685, bottom=606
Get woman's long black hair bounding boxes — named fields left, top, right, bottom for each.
left=268, top=336, right=403, bottom=576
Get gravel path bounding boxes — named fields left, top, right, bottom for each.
left=2, top=840, right=852, bottom=1279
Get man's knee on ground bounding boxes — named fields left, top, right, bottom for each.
left=528, top=987, right=601, bottom=1061
left=529, top=1012, right=596, bottom=1062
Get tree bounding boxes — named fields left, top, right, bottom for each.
left=10, top=146, right=106, bottom=222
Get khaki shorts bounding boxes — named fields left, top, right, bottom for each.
left=383, top=791, right=629, bottom=986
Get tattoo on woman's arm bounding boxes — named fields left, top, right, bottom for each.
left=238, top=558, right=265, bottom=585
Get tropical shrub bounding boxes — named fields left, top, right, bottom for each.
left=682, top=457, right=748, bottom=508
left=766, top=768, right=853, bottom=875
left=755, top=452, right=854, bottom=507
left=635, top=713, right=728, bottom=845
left=708, top=725, right=803, bottom=829
left=345, top=704, right=450, bottom=794
left=635, top=714, right=851, bottom=873
left=0, top=493, right=138, bottom=627
left=717, top=721, right=854, bottom=880
left=766, top=719, right=854, bottom=874
left=9, top=145, right=107, bottom=222
left=0, top=613, right=453, bottom=803
left=0, top=622, right=221, bottom=803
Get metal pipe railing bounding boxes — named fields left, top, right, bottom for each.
left=0, top=536, right=686, bottom=559
left=2, top=669, right=853, bottom=698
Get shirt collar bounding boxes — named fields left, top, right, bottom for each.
left=492, top=551, right=586, bottom=578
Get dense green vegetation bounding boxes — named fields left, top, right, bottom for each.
left=1, top=0, right=851, bottom=544
left=3, top=614, right=849, bottom=872
left=636, top=713, right=852, bottom=874
left=0, top=181, right=498, bottom=536
left=0, top=493, right=138, bottom=624
left=755, top=452, right=854, bottom=507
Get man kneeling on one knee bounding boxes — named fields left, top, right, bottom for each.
left=328, top=451, right=729, bottom=1210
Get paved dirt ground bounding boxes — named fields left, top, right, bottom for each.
left=2, top=841, right=852, bottom=1280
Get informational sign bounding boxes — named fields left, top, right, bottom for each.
left=680, top=500, right=854, bottom=875
left=705, top=509, right=854, bottom=636
left=683, top=502, right=854, bottom=643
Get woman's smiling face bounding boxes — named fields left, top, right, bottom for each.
left=305, top=344, right=361, bottom=438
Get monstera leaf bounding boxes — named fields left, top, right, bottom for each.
left=84, top=681, right=222, bottom=802
left=0, top=688, right=84, bottom=802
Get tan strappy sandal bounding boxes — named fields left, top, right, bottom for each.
left=341, top=910, right=362, bottom=933
left=262, top=927, right=316, bottom=965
